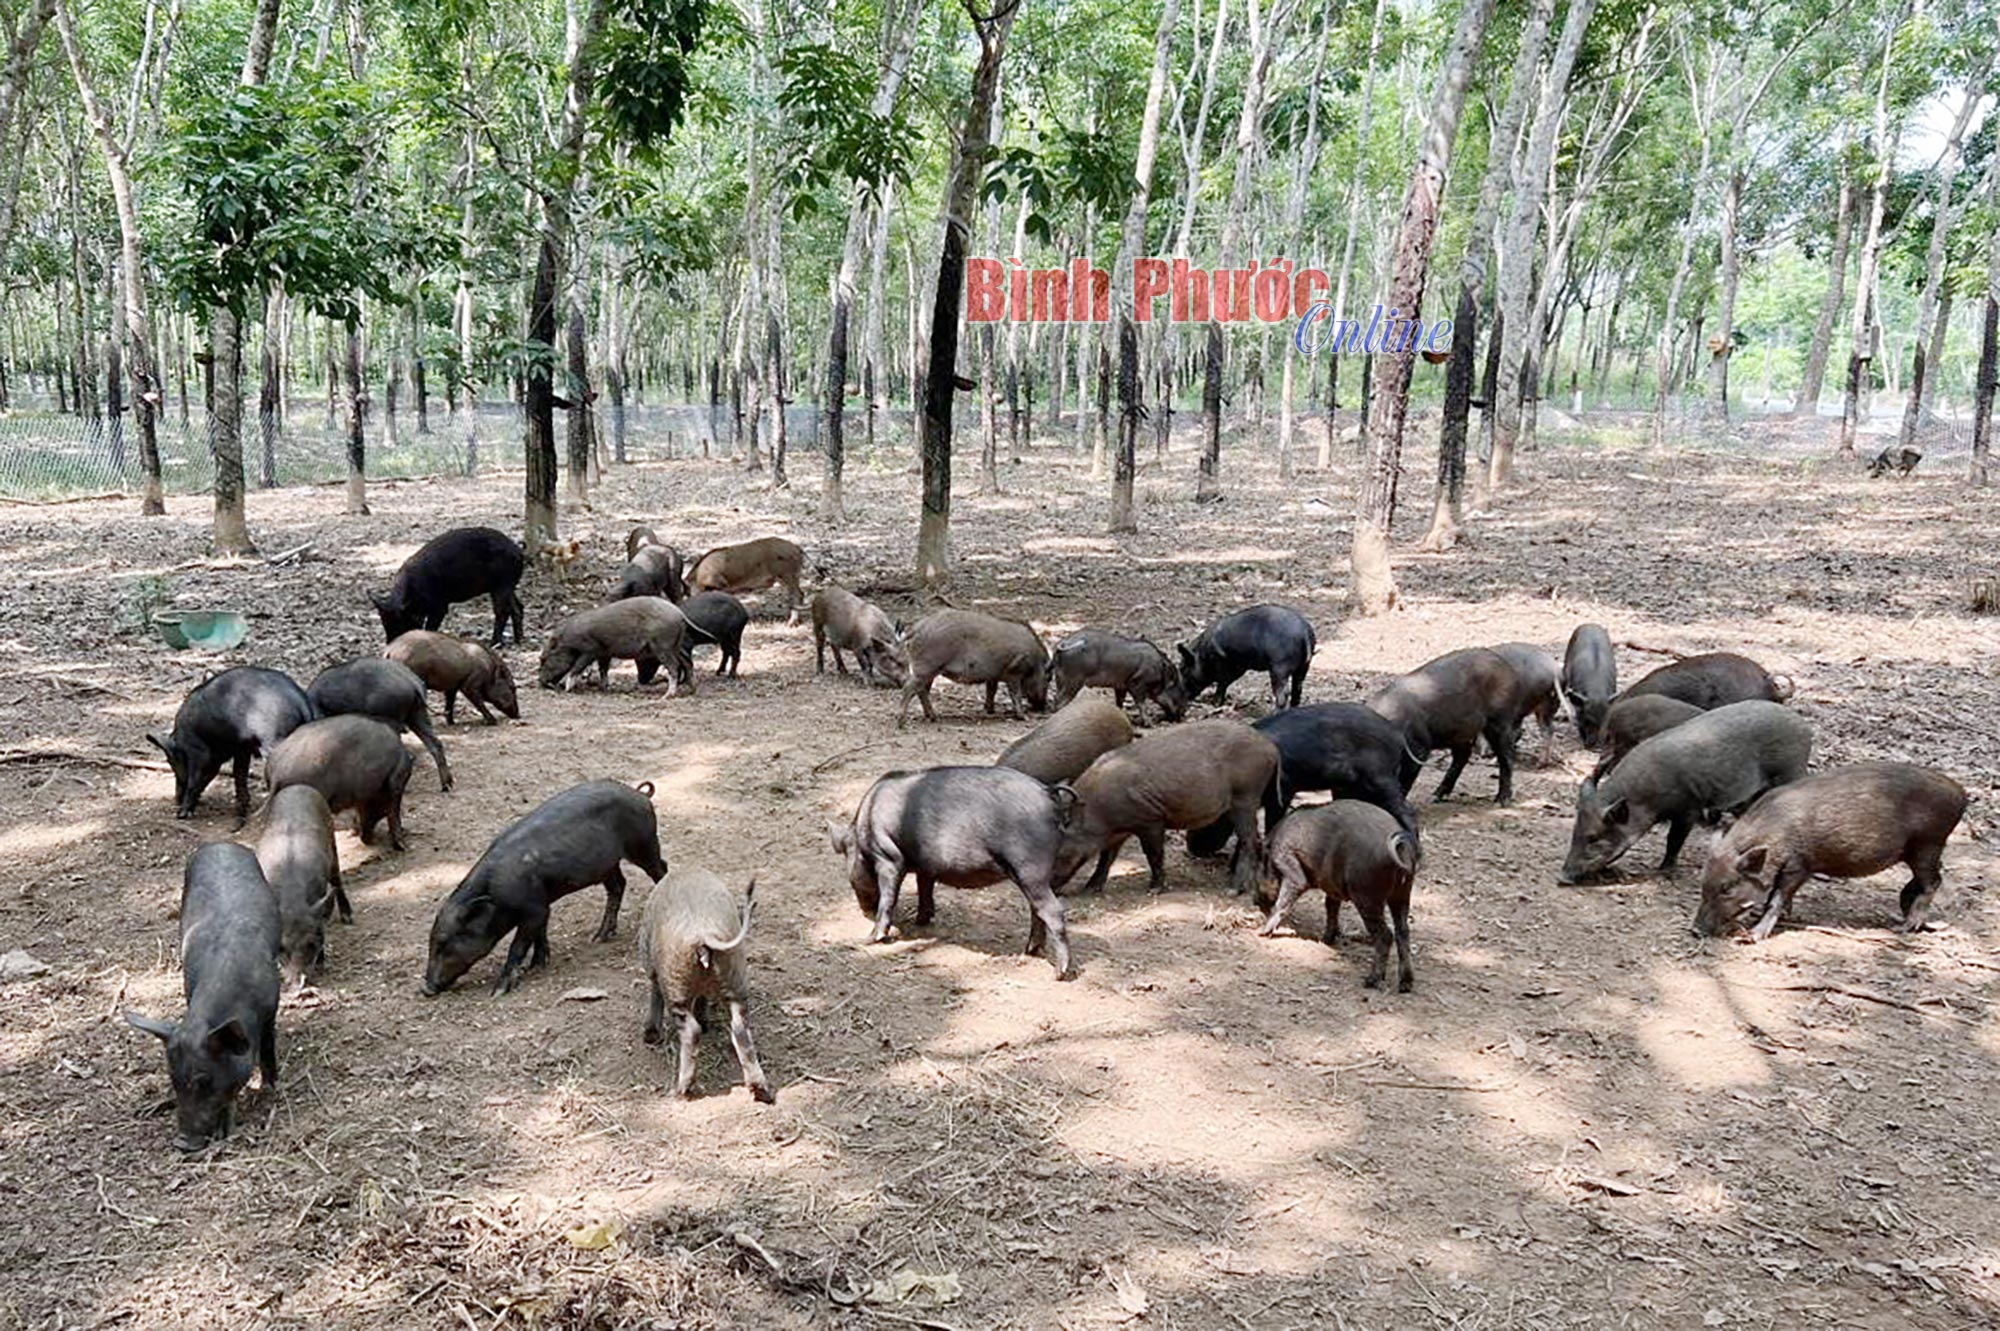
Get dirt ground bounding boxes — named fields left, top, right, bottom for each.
left=2, top=414, right=1998, bottom=1331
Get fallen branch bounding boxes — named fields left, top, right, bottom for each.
left=1359, top=1078, right=1510, bottom=1093
left=812, top=739, right=896, bottom=775
left=0, top=490, right=128, bottom=506
left=0, top=747, right=169, bottom=773
left=1724, top=979, right=1970, bottom=1024
left=1617, top=639, right=1688, bottom=659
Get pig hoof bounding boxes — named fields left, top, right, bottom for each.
left=642, top=1026, right=663, bottom=1046
left=749, top=1082, right=776, bottom=1104
left=1398, top=976, right=1415, bottom=994
left=1054, top=966, right=1078, bottom=982
left=1363, top=974, right=1384, bottom=991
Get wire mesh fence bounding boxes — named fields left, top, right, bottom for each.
left=0, top=397, right=854, bottom=502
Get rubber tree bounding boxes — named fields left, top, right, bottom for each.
left=1106, top=0, right=1179, bottom=532
left=1349, top=0, right=1499, bottom=615
left=1837, top=11, right=1906, bottom=458
left=1273, top=2, right=1328, bottom=481
left=915, top=0, right=1019, bottom=587
left=1321, top=0, right=1387, bottom=468
left=1418, top=0, right=1552, bottom=552
left=1896, top=80, right=1988, bottom=453
left=1793, top=144, right=1854, bottom=418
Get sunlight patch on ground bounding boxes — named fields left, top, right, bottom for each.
left=1635, top=965, right=1775, bottom=1090
left=0, top=815, right=105, bottom=858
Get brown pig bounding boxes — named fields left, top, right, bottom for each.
left=1593, top=694, right=1704, bottom=779
left=812, top=586, right=908, bottom=686
left=996, top=695, right=1134, bottom=784
left=639, top=869, right=773, bottom=1102
left=688, top=537, right=806, bottom=622
left=1055, top=719, right=1279, bottom=896
left=898, top=608, right=1050, bottom=726
left=385, top=630, right=520, bottom=725
left=1695, top=763, right=1966, bottom=940
left=1257, top=800, right=1418, bottom=991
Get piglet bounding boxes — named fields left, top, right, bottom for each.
left=256, top=785, right=347, bottom=982
left=639, top=869, right=773, bottom=1102
left=265, top=715, right=415, bottom=850
left=1258, top=801, right=1418, bottom=991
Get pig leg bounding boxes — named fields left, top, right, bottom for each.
left=409, top=712, right=452, bottom=792
left=1015, top=872, right=1074, bottom=979
left=914, top=874, right=936, bottom=926
left=259, top=1021, right=279, bottom=1089
left=1659, top=815, right=1693, bottom=874
left=1323, top=893, right=1345, bottom=947
left=230, top=753, right=253, bottom=821
left=442, top=689, right=459, bottom=724
left=331, top=862, right=352, bottom=923
left=1267, top=669, right=1288, bottom=712
left=509, top=591, right=526, bottom=645
left=595, top=870, right=625, bottom=941
left=1485, top=720, right=1518, bottom=803
left=1356, top=898, right=1393, bottom=990
left=896, top=675, right=937, bottom=727
left=493, top=919, right=546, bottom=995
left=1257, top=863, right=1309, bottom=937
left=1434, top=746, right=1472, bottom=800
left=1137, top=825, right=1168, bottom=894
left=1289, top=667, right=1305, bottom=709
left=1389, top=895, right=1415, bottom=992
left=983, top=681, right=999, bottom=715
left=643, top=978, right=667, bottom=1045
left=815, top=631, right=828, bottom=674
left=382, top=787, right=409, bottom=852
left=467, top=692, right=499, bottom=726
left=1226, top=801, right=1262, bottom=895
left=1899, top=842, right=1946, bottom=931
left=1751, top=860, right=1811, bottom=941
left=727, top=1000, right=775, bottom=1102
left=1003, top=680, right=1028, bottom=720
left=868, top=860, right=905, bottom=942
left=672, top=1004, right=702, bottom=1097
left=783, top=576, right=803, bottom=627
left=1080, top=839, right=1126, bottom=895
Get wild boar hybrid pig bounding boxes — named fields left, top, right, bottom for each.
left=384, top=630, right=519, bottom=725
left=688, top=537, right=806, bottom=621
left=680, top=591, right=749, bottom=677
left=424, top=780, right=667, bottom=995
left=372, top=525, right=526, bottom=645
left=812, top=586, right=908, bottom=686
left=265, top=715, right=415, bottom=850
left=996, top=695, right=1134, bottom=785
left=256, top=785, right=347, bottom=982
left=1188, top=702, right=1419, bottom=856
left=829, top=766, right=1076, bottom=979
left=626, top=525, right=663, bottom=560
left=1176, top=604, right=1317, bottom=711
left=1258, top=801, right=1419, bottom=991
left=1562, top=624, right=1617, bottom=747
left=149, top=666, right=314, bottom=820
left=127, top=844, right=280, bottom=1152
left=1616, top=651, right=1792, bottom=710
left=1491, top=643, right=1562, bottom=764
left=1051, top=630, right=1188, bottom=723
left=307, top=658, right=452, bottom=791
left=639, top=869, right=773, bottom=1102
left=1592, top=695, right=1704, bottom=779
left=1867, top=446, right=1922, bottom=478
left=538, top=598, right=695, bottom=695
left=1558, top=700, right=1812, bottom=883
left=1695, top=763, right=1966, bottom=940
left=898, top=608, right=1050, bottom=726
left=1367, top=648, right=1523, bottom=804
left=1055, top=719, right=1280, bottom=897
left=609, top=542, right=687, bottom=603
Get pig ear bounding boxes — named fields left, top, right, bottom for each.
left=369, top=592, right=389, bottom=610
left=1734, top=846, right=1768, bottom=878
left=204, top=1019, right=252, bottom=1059
left=1602, top=797, right=1630, bottom=826
left=1176, top=643, right=1194, bottom=666
left=825, top=818, right=851, bottom=853
left=145, top=733, right=174, bottom=757
left=125, top=1012, right=176, bottom=1042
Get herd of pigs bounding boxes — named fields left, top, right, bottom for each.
left=126, top=524, right=1968, bottom=1153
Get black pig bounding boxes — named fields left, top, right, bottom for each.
left=1176, top=604, right=1317, bottom=711
left=308, top=658, right=452, bottom=791
left=148, top=666, right=314, bottom=820
left=373, top=526, right=526, bottom=645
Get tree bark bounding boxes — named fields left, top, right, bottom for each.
left=915, top=0, right=1017, bottom=586
left=1794, top=159, right=1853, bottom=418
left=1898, top=82, right=1985, bottom=453
left=1321, top=0, right=1388, bottom=471
left=1701, top=165, right=1742, bottom=421
left=1349, top=0, right=1497, bottom=615
left=1839, top=18, right=1902, bottom=458
left=566, top=299, right=594, bottom=505
left=1275, top=6, right=1327, bottom=479
left=1420, top=0, right=1551, bottom=552
left=1974, top=188, right=1998, bottom=485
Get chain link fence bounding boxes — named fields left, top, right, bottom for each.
left=0, top=395, right=851, bottom=502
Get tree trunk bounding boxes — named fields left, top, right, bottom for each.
left=566, top=299, right=593, bottom=506
left=1794, top=161, right=1853, bottom=417
left=1839, top=20, right=1903, bottom=458
left=1898, top=82, right=1985, bottom=453
left=1702, top=166, right=1743, bottom=421
left=915, top=0, right=1016, bottom=586
left=1488, top=0, right=1597, bottom=489
left=1325, top=0, right=1389, bottom=475
left=1974, top=198, right=1998, bottom=485
left=1350, top=0, right=1497, bottom=615
left=766, top=309, right=788, bottom=487
left=1277, top=4, right=1329, bottom=480
left=343, top=320, right=368, bottom=514
left=1421, top=0, right=1552, bottom=551
left=259, top=289, right=281, bottom=487
left=525, top=230, right=561, bottom=543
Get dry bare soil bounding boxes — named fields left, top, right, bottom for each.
left=3, top=419, right=1998, bottom=1330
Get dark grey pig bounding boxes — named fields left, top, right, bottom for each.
left=639, top=868, right=773, bottom=1102
left=812, top=586, right=908, bottom=686
left=1257, top=801, right=1418, bottom=991
left=265, top=715, right=415, bottom=850
left=126, top=843, right=280, bottom=1152
left=1616, top=651, right=1793, bottom=710
left=423, top=779, right=667, bottom=995
left=1695, top=763, right=1966, bottom=939
left=1559, top=700, right=1812, bottom=883
left=1561, top=624, right=1617, bottom=747
left=1055, top=719, right=1280, bottom=896
left=680, top=590, right=749, bottom=677
left=610, top=543, right=687, bottom=603
left=996, top=695, right=1134, bottom=784
left=372, top=525, right=526, bottom=645
left=1492, top=643, right=1561, bottom=764
left=898, top=608, right=1050, bottom=726
left=1176, top=604, right=1317, bottom=711
left=256, top=785, right=347, bottom=982
left=829, top=766, right=1076, bottom=979
left=384, top=630, right=519, bottom=725
left=538, top=598, right=695, bottom=695
left=1188, top=702, right=1419, bottom=857
left=1593, top=695, right=1704, bottom=779
left=148, top=666, right=314, bottom=820
left=1051, top=630, right=1189, bottom=723
left=307, top=658, right=452, bottom=791
left=1367, top=648, right=1522, bottom=804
